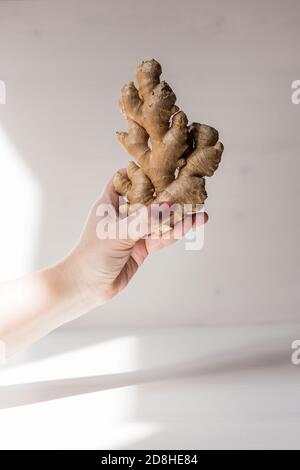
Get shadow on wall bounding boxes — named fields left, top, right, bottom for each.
left=0, top=324, right=297, bottom=410
left=1, top=0, right=300, bottom=328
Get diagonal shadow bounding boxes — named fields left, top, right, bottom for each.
left=0, top=341, right=292, bottom=410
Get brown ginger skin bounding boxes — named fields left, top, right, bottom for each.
left=113, top=59, right=223, bottom=214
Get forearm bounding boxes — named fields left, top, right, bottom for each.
left=0, top=257, right=97, bottom=358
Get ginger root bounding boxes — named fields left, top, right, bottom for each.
left=113, top=59, right=224, bottom=218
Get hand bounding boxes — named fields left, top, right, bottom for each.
left=65, top=173, right=208, bottom=308
left=0, top=172, right=208, bottom=357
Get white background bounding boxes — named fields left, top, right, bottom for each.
left=0, top=0, right=300, bottom=449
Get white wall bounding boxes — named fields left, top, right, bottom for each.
left=0, top=0, right=299, bottom=327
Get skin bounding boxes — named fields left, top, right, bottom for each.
left=0, top=174, right=208, bottom=358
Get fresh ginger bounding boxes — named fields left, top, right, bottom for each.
left=113, top=59, right=224, bottom=217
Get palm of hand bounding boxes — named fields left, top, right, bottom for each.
left=75, top=175, right=207, bottom=305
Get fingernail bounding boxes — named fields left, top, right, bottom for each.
left=192, top=212, right=209, bottom=225
left=158, top=201, right=174, bottom=208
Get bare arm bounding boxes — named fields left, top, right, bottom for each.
left=0, top=259, right=96, bottom=357
left=0, top=176, right=207, bottom=359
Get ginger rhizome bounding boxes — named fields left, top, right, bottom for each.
left=113, top=59, right=224, bottom=218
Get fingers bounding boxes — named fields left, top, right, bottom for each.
left=145, top=211, right=208, bottom=254
left=99, top=172, right=209, bottom=250
left=171, top=210, right=208, bottom=239
left=192, top=211, right=209, bottom=228
left=118, top=202, right=175, bottom=244
left=98, top=172, right=125, bottom=209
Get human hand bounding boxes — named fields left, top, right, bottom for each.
left=0, top=172, right=208, bottom=357
left=65, top=172, right=208, bottom=309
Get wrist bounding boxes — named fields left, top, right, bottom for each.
left=44, top=255, right=99, bottom=324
